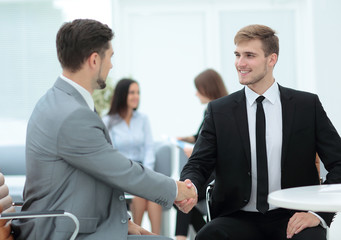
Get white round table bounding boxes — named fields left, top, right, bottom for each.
left=268, top=184, right=341, bottom=212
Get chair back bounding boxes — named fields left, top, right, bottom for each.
left=154, top=142, right=172, bottom=177
left=0, top=173, right=79, bottom=240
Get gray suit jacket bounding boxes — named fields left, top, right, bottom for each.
left=12, top=78, right=177, bottom=240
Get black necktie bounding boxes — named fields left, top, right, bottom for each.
left=256, top=96, right=269, bottom=213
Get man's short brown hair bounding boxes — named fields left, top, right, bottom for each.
left=56, top=19, right=114, bottom=72
left=234, top=24, right=279, bottom=57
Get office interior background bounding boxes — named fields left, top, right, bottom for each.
left=1, top=0, right=341, bottom=146
left=1, top=0, right=341, bottom=237
left=0, top=0, right=341, bottom=145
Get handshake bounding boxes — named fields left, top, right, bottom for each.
left=174, top=179, right=198, bottom=213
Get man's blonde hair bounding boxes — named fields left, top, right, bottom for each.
left=234, top=24, right=279, bottom=57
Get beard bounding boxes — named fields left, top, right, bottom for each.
left=239, top=64, right=268, bottom=86
left=96, top=78, right=106, bottom=89
left=95, top=63, right=107, bottom=90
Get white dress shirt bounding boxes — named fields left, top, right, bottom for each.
left=242, top=82, right=282, bottom=212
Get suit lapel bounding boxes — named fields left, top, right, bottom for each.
left=233, top=89, right=252, bottom=169
left=279, top=85, right=295, bottom=168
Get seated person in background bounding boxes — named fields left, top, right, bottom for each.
left=175, top=69, right=228, bottom=240
left=12, top=19, right=196, bottom=240
left=178, top=69, right=229, bottom=158
left=102, top=78, right=162, bottom=234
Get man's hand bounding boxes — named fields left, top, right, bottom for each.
left=177, top=136, right=195, bottom=144
left=286, top=212, right=320, bottom=239
left=175, top=179, right=196, bottom=201
left=175, top=179, right=198, bottom=213
left=128, top=220, right=156, bottom=235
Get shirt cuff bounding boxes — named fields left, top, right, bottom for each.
left=193, top=183, right=198, bottom=195
left=174, top=179, right=178, bottom=199
left=309, top=211, right=327, bottom=228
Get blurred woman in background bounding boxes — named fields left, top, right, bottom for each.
left=176, top=69, right=228, bottom=240
left=178, top=69, right=228, bottom=157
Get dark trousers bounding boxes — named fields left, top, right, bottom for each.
left=175, top=206, right=206, bottom=236
left=195, top=209, right=326, bottom=240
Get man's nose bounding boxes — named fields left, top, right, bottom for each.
left=236, top=57, right=246, bottom=67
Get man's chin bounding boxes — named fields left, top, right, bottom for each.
left=239, top=79, right=248, bottom=86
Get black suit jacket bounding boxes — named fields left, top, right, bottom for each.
left=180, top=85, right=341, bottom=226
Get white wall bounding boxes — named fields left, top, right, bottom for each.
left=312, top=0, right=341, bottom=133
left=0, top=0, right=113, bottom=145
left=116, top=1, right=209, bottom=140
left=0, top=1, right=62, bottom=120
left=1, top=0, right=341, bottom=142
left=114, top=0, right=303, bottom=140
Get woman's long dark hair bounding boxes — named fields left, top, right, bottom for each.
left=107, top=78, right=138, bottom=118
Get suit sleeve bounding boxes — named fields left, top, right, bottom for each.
left=180, top=103, right=217, bottom=193
left=57, top=108, right=177, bottom=209
left=315, top=96, right=341, bottom=183
left=314, top=96, right=341, bottom=225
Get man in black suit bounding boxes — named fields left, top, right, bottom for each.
left=178, top=24, right=341, bottom=240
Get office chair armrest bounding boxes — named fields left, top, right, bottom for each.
left=0, top=210, right=79, bottom=240
left=206, top=181, right=215, bottom=222
left=12, top=202, right=23, bottom=207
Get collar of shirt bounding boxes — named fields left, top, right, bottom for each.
left=245, top=81, right=279, bottom=106
left=60, top=74, right=95, bottom=111
left=114, top=111, right=138, bottom=122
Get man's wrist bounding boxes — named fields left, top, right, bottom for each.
left=309, top=211, right=327, bottom=228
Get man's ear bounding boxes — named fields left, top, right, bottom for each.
left=88, top=52, right=100, bottom=69
left=268, top=53, right=278, bottom=67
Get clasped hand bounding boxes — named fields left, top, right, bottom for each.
left=174, top=179, right=198, bottom=213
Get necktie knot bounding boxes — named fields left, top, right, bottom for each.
left=256, top=96, right=265, bottom=104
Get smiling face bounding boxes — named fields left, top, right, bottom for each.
left=234, top=39, right=277, bottom=92
left=127, top=82, right=140, bottom=110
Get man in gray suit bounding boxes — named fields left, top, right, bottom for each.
left=12, top=19, right=196, bottom=240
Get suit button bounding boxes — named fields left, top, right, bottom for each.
left=248, top=172, right=251, bottom=176
left=119, top=195, right=125, bottom=201
left=121, top=219, right=127, bottom=224
left=244, top=199, right=248, bottom=203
